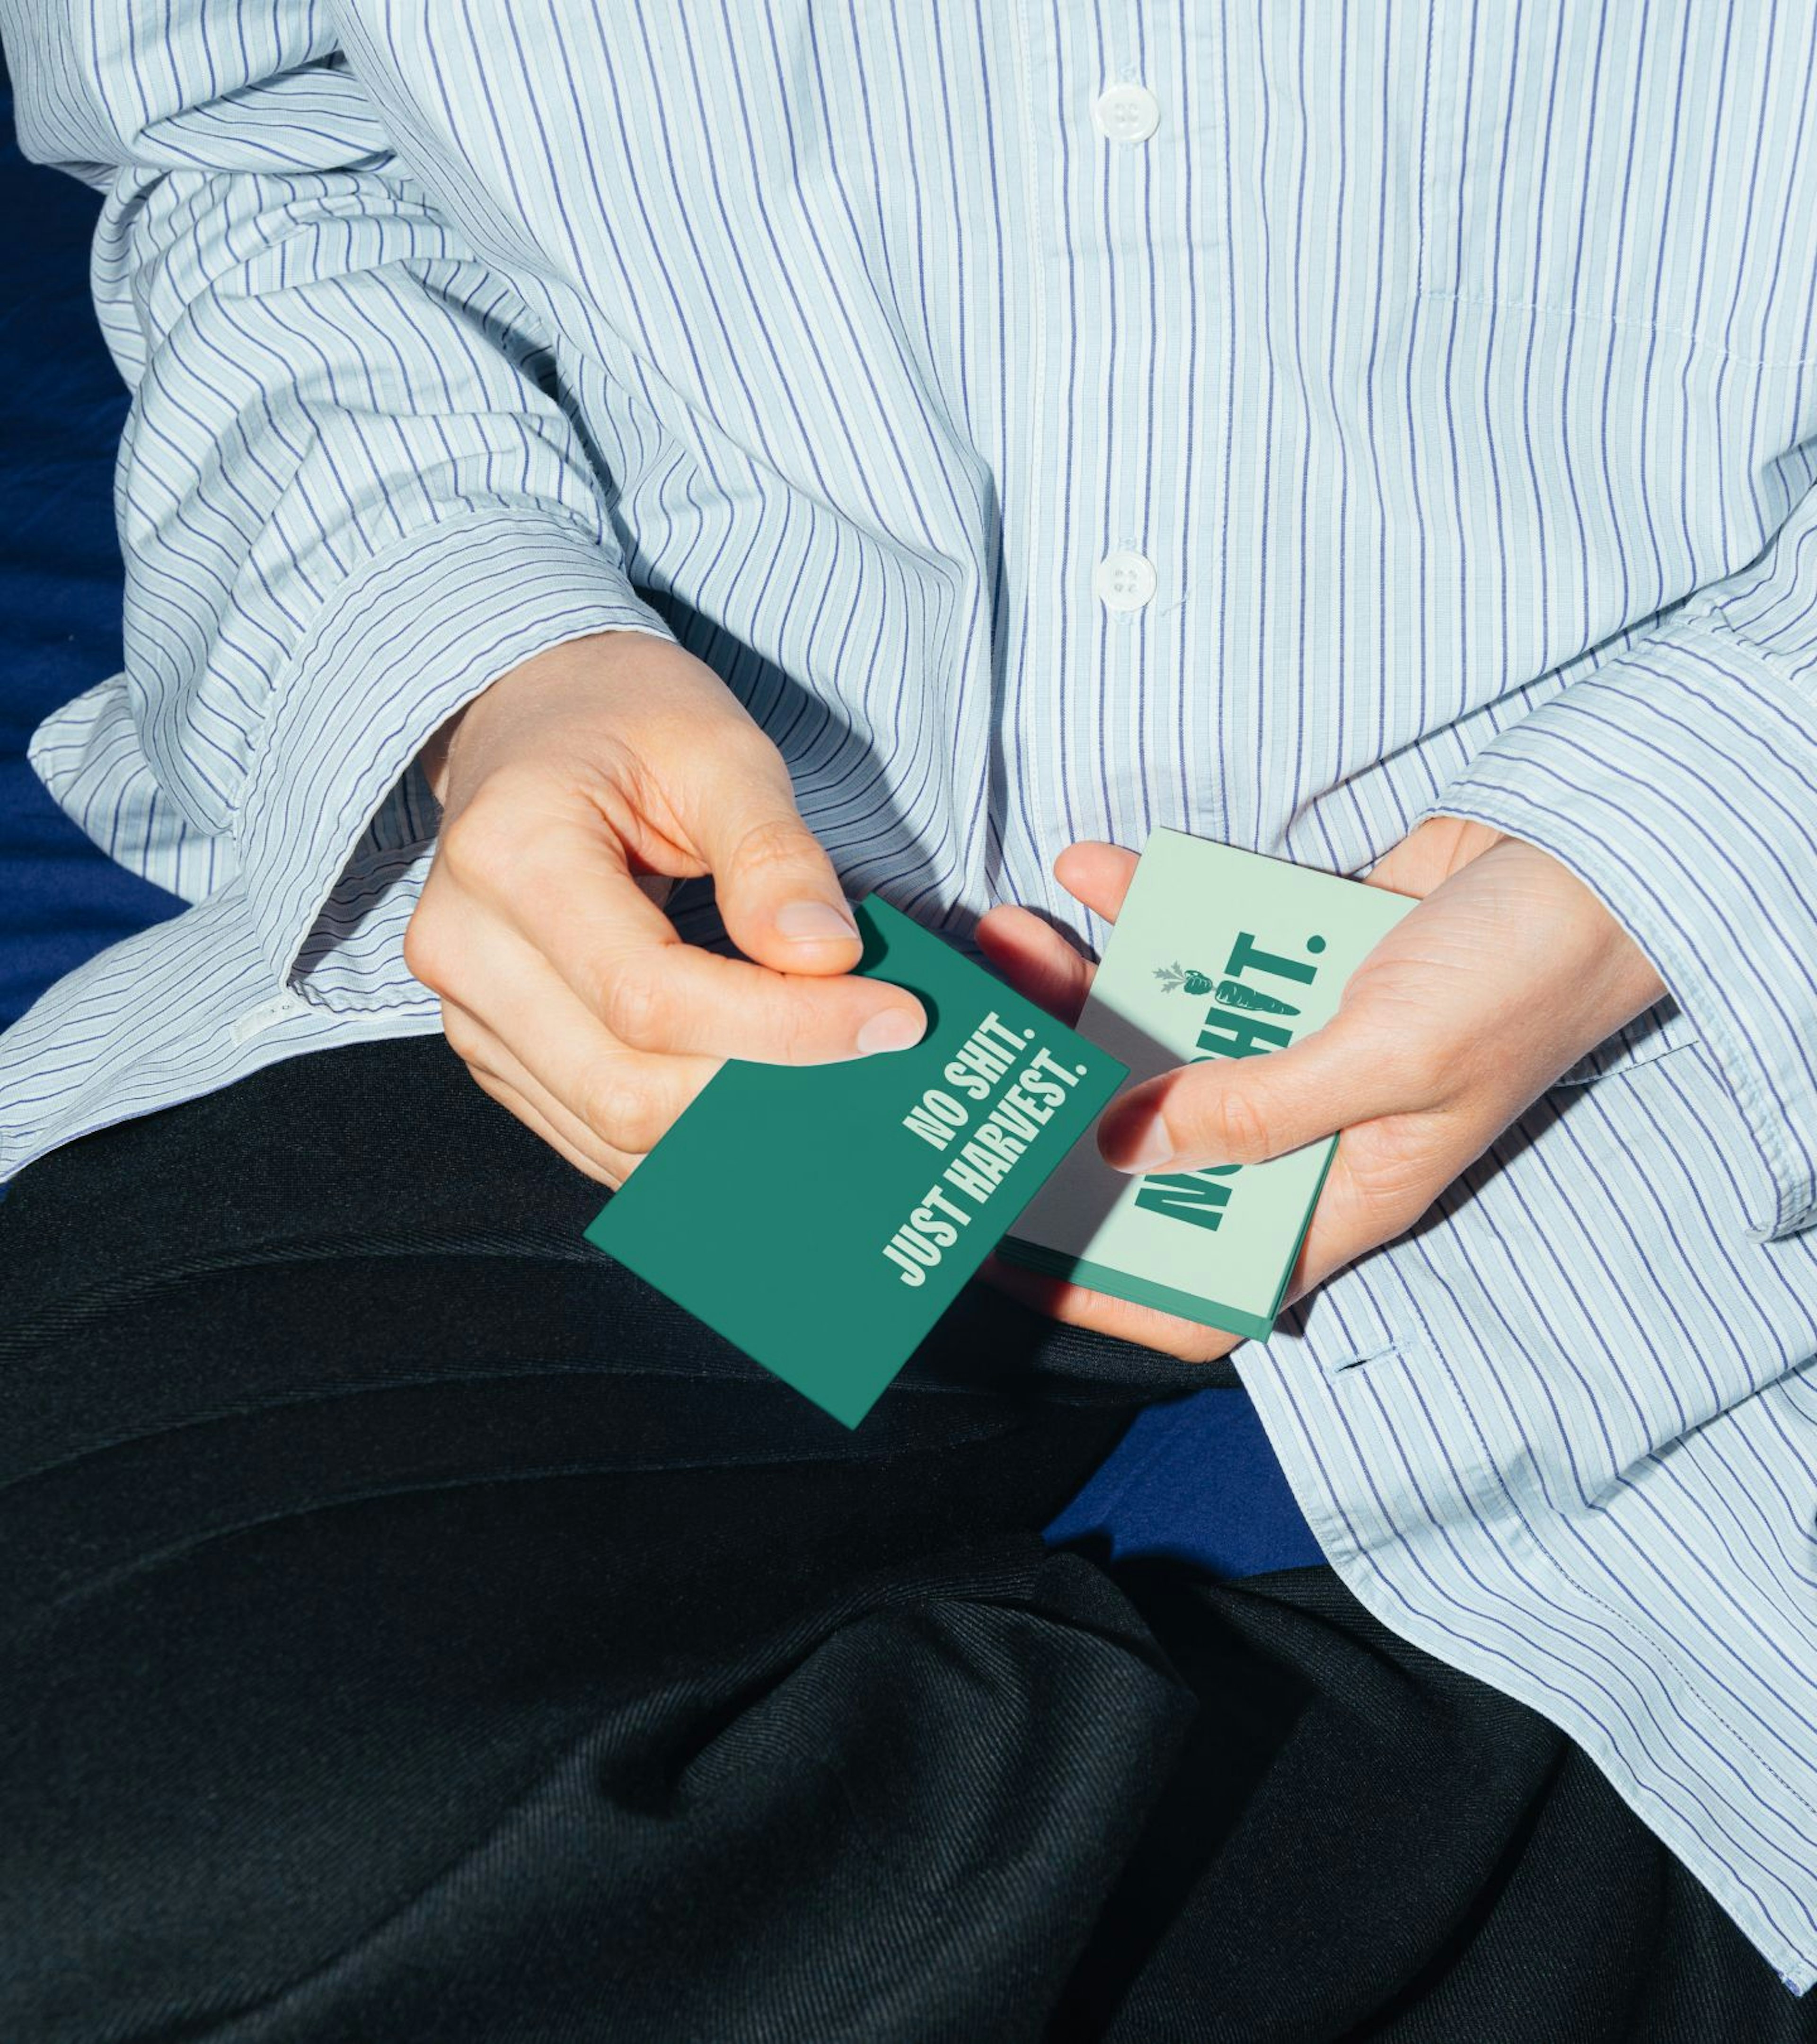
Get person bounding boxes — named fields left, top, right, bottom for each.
left=1, top=3, right=1815, bottom=2037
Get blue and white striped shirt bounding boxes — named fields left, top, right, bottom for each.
left=4, top=0, right=1817, bottom=1988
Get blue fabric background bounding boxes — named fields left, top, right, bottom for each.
left=0, top=81, right=182, bottom=1030
left=0, top=68, right=1320, bottom=1578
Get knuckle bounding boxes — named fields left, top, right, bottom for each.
left=402, top=907, right=454, bottom=995
left=718, top=717, right=788, bottom=772
left=601, top=1068, right=672, bottom=1152
left=766, top=991, right=824, bottom=1065
left=1386, top=1035, right=1452, bottom=1102
left=729, top=813, right=817, bottom=882
left=574, top=1063, right=671, bottom=1154
left=597, top=955, right=672, bottom=1047
left=573, top=1066, right=631, bottom=1142
left=1197, top=1082, right=1273, bottom=1163
left=437, top=781, right=538, bottom=891
left=439, top=1001, right=485, bottom=1065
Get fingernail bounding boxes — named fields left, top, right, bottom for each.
left=776, top=898, right=861, bottom=943
left=856, top=1006, right=925, bottom=1057
left=1102, top=1104, right=1173, bottom=1174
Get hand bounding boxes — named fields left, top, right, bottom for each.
left=973, top=820, right=1668, bottom=1362
left=405, top=630, right=926, bottom=1183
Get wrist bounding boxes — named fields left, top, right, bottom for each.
left=418, top=628, right=645, bottom=808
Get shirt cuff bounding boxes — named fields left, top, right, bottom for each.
left=1417, top=621, right=1817, bottom=1242
left=234, top=509, right=674, bottom=1013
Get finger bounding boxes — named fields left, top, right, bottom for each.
left=689, top=749, right=870, bottom=974
left=445, top=808, right=926, bottom=1064
left=1263, top=1119, right=1455, bottom=1319
left=441, top=938, right=721, bottom=1153
left=592, top=934, right=926, bottom=1062
left=464, top=1062, right=643, bottom=1187
left=1364, top=815, right=1508, bottom=901
left=444, top=995, right=652, bottom=1180
left=1053, top=841, right=1140, bottom=923
left=1096, top=1011, right=1448, bottom=1174
left=442, top=970, right=715, bottom=1163
left=973, top=904, right=1095, bottom=1025
left=1290, top=1138, right=1405, bottom=1297
left=1305, top=1098, right=1504, bottom=1283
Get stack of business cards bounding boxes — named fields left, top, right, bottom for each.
left=1000, top=829, right=1416, bottom=1341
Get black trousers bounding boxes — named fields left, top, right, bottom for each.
left=0, top=1035, right=1808, bottom=2044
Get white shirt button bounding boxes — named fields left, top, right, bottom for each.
left=1094, top=83, right=1161, bottom=145
left=1094, top=550, right=1158, bottom=612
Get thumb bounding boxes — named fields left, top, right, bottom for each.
left=696, top=753, right=866, bottom=974
left=1097, top=1011, right=1441, bottom=1174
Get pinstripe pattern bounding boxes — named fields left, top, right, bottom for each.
left=3, top=0, right=1817, bottom=1987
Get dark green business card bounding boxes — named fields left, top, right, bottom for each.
left=584, top=896, right=1127, bottom=1427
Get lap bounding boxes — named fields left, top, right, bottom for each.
left=0, top=1038, right=1808, bottom=2042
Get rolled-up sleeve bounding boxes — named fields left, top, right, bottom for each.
left=4, top=0, right=672, bottom=1019
left=1422, top=481, right=1817, bottom=1244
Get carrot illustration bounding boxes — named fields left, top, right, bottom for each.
left=1213, top=978, right=1299, bottom=1016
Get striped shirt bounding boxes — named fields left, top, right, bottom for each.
left=5, top=0, right=1817, bottom=1988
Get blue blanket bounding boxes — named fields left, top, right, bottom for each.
left=0, top=94, right=181, bottom=1030
left=0, top=72, right=1320, bottom=1579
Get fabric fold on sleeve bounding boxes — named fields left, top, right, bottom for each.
left=1421, top=615, right=1817, bottom=1244
left=6, top=0, right=680, bottom=1036
left=235, top=509, right=670, bottom=1014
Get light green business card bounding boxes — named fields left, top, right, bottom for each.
left=584, top=896, right=1127, bottom=1427
left=1000, top=829, right=1416, bottom=1341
